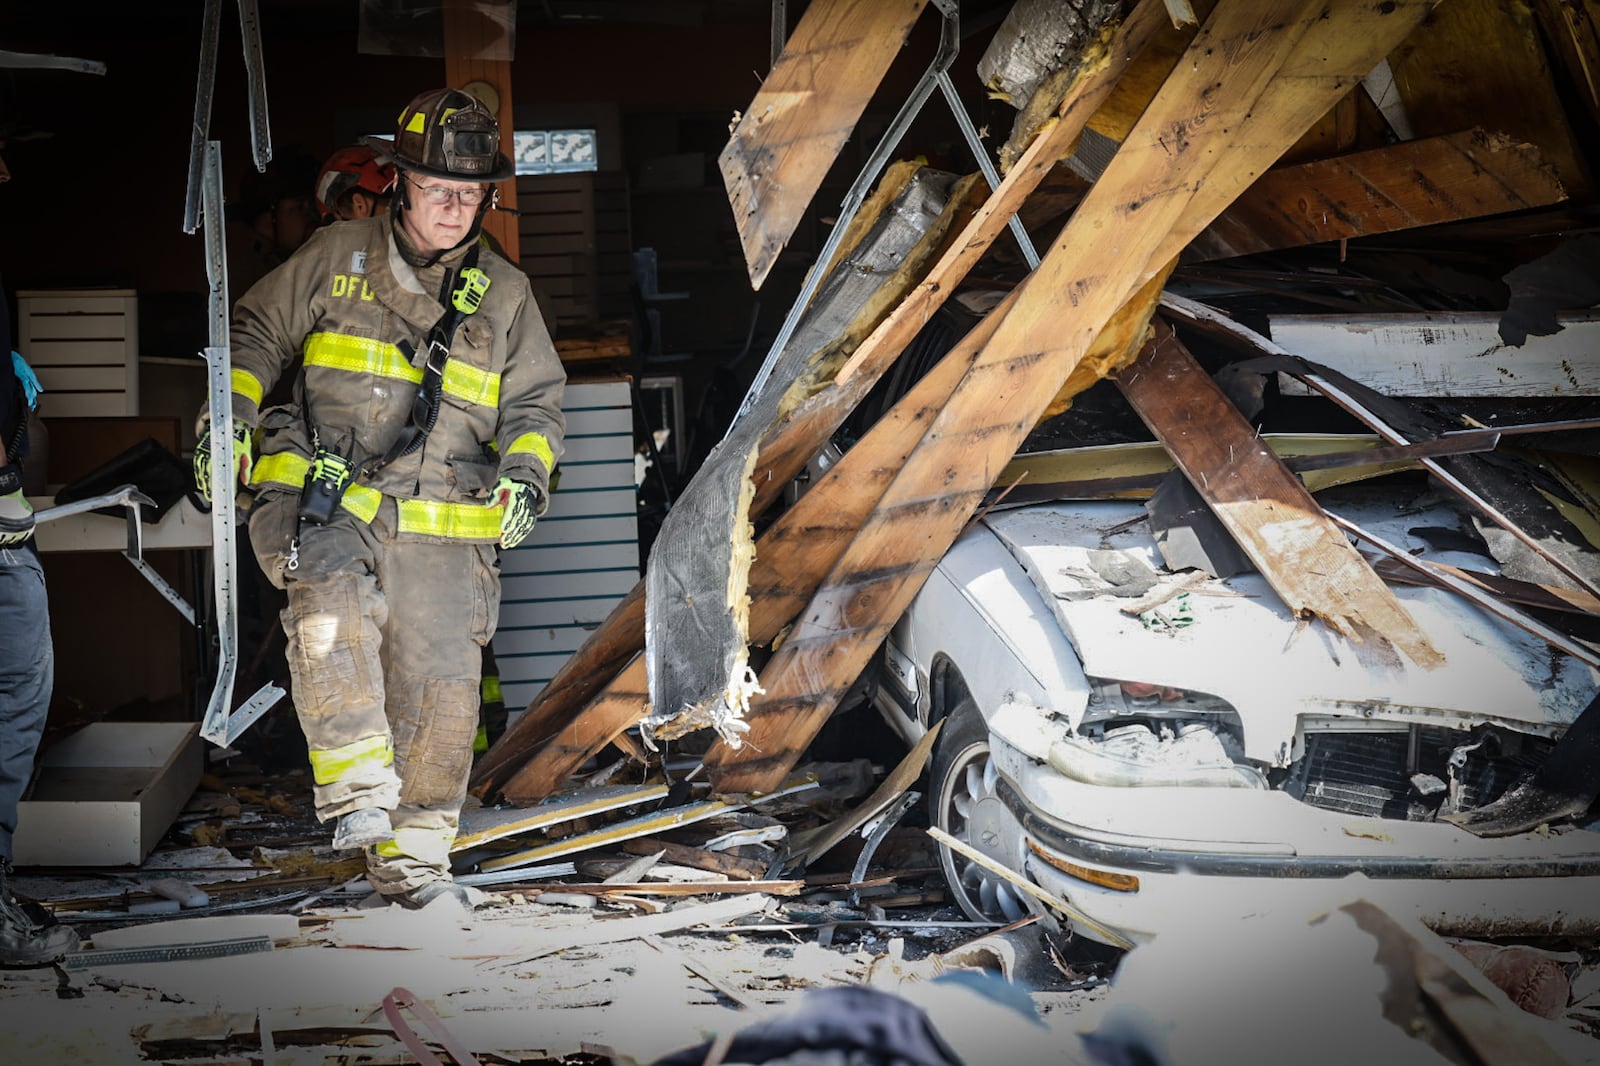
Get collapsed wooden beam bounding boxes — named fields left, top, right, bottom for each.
left=1188, top=128, right=1567, bottom=262
left=1160, top=292, right=1600, bottom=603
left=705, top=0, right=1443, bottom=795
left=497, top=261, right=1173, bottom=804
left=474, top=0, right=1172, bottom=802
left=1387, top=0, right=1592, bottom=199
left=1265, top=310, right=1600, bottom=398
left=1115, top=325, right=1443, bottom=665
left=496, top=291, right=1017, bottom=803
left=719, top=0, right=929, bottom=290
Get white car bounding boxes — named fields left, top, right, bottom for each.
left=867, top=476, right=1600, bottom=946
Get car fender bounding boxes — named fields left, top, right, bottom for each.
left=895, top=523, right=1091, bottom=731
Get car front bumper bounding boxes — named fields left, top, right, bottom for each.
left=988, top=732, right=1600, bottom=946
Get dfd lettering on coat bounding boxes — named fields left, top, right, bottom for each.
left=330, top=274, right=375, bottom=300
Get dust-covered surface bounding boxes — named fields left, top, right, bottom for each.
left=5, top=754, right=1600, bottom=1065
left=0, top=754, right=1114, bottom=1064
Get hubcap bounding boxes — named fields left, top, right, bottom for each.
left=940, top=741, right=1029, bottom=924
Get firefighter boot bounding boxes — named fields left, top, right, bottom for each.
left=332, top=807, right=395, bottom=851
left=0, top=861, right=79, bottom=966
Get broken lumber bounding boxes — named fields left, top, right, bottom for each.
left=514, top=880, right=802, bottom=898
left=451, top=783, right=671, bottom=853
left=621, top=839, right=770, bottom=881
left=1367, top=555, right=1600, bottom=617
left=1387, top=0, right=1591, bottom=198
left=502, top=266, right=1167, bottom=803
left=1330, top=513, right=1600, bottom=668
left=646, top=165, right=965, bottom=750
left=493, top=299, right=1008, bottom=802
left=719, top=0, right=929, bottom=289
left=1189, top=129, right=1567, bottom=262
left=791, top=719, right=942, bottom=864
left=703, top=0, right=1442, bottom=795
left=475, top=0, right=1173, bottom=803
left=1533, top=0, right=1600, bottom=132
left=470, top=584, right=644, bottom=796
left=992, top=432, right=1501, bottom=506
left=1266, top=310, right=1600, bottom=397
left=1116, top=325, right=1443, bottom=665
left=1164, top=293, right=1600, bottom=603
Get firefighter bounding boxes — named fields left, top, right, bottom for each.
left=194, top=88, right=566, bottom=909
left=314, top=145, right=396, bottom=224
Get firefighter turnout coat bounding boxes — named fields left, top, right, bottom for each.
left=226, top=212, right=566, bottom=894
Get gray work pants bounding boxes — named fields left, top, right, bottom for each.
left=0, top=544, right=52, bottom=865
left=250, top=492, right=500, bottom=895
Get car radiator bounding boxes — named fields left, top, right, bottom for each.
left=1283, top=727, right=1550, bottom=821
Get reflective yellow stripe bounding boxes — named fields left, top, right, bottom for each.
left=442, top=360, right=499, bottom=407
left=304, top=332, right=416, bottom=383
left=473, top=725, right=489, bottom=753
left=375, top=826, right=455, bottom=865
left=251, top=452, right=382, bottom=523
left=396, top=497, right=503, bottom=540
left=251, top=453, right=496, bottom=536
left=506, top=432, right=554, bottom=473
left=307, top=734, right=393, bottom=786
left=231, top=369, right=264, bottom=407
left=303, top=331, right=500, bottom=408
left=481, top=674, right=502, bottom=705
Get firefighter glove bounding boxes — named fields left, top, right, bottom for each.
left=491, top=476, right=539, bottom=549
left=194, top=421, right=255, bottom=505
left=0, top=465, right=34, bottom=548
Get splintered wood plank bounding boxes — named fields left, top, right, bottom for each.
left=755, top=0, right=1174, bottom=503
left=620, top=838, right=771, bottom=880
left=498, top=303, right=1013, bottom=804
left=471, top=584, right=643, bottom=796
left=706, top=0, right=1441, bottom=796
left=719, top=0, right=929, bottom=289
left=1190, top=129, right=1567, bottom=261
left=477, top=0, right=1171, bottom=804
left=1266, top=311, right=1600, bottom=397
left=1116, top=326, right=1442, bottom=664
left=1534, top=0, right=1600, bottom=130
left=498, top=266, right=1164, bottom=805
left=1388, top=0, right=1591, bottom=197
left=451, top=782, right=669, bottom=853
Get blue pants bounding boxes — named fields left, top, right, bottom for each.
left=0, top=545, right=51, bottom=865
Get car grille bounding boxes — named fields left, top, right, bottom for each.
left=1283, top=727, right=1551, bottom=821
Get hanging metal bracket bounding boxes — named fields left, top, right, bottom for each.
left=197, top=140, right=285, bottom=746
left=182, top=0, right=273, bottom=233
left=32, top=485, right=196, bottom=624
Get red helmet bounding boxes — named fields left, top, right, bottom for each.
left=314, top=145, right=397, bottom=220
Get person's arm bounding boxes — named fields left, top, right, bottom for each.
left=223, top=231, right=331, bottom=429
left=493, top=281, right=567, bottom=511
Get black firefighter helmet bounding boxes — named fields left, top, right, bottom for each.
left=366, top=87, right=513, bottom=184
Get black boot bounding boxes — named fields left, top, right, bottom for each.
left=0, top=860, right=80, bottom=966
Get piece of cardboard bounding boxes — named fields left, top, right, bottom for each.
left=13, top=722, right=202, bottom=867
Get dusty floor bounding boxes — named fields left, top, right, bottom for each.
left=0, top=882, right=1110, bottom=1063
left=0, top=754, right=1112, bottom=1064
left=7, top=752, right=1600, bottom=1064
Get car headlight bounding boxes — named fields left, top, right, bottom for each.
left=1055, top=677, right=1267, bottom=788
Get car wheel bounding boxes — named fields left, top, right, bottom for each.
left=930, top=692, right=1031, bottom=924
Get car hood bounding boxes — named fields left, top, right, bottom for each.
left=981, top=485, right=1600, bottom=765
